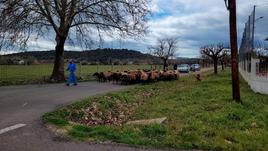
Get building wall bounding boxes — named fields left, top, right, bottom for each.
left=240, top=58, right=268, bottom=95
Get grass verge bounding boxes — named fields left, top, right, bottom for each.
left=43, top=70, right=268, bottom=150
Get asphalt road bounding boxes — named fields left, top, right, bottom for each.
left=0, top=81, right=177, bottom=151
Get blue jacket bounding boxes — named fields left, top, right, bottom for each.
left=67, top=63, right=76, bottom=73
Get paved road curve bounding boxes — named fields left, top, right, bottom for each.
left=0, top=81, right=178, bottom=151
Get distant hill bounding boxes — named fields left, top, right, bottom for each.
left=2, top=48, right=161, bottom=64
left=1, top=49, right=204, bottom=65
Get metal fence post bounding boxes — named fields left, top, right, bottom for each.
left=79, top=62, right=82, bottom=78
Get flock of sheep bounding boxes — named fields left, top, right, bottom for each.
left=93, top=70, right=180, bottom=85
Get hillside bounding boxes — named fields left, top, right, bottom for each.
left=2, top=48, right=161, bottom=64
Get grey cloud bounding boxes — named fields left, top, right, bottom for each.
left=13, top=0, right=268, bottom=58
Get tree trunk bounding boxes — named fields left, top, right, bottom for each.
left=50, top=35, right=67, bottom=82
left=213, top=58, right=218, bottom=74
left=221, top=60, right=225, bottom=70
left=163, top=59, right=168, bottom=71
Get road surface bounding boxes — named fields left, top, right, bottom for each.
left=0, top=81, right=178, bottom=151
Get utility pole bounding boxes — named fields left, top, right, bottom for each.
left=225, top=0, right=241, bottom=102
left=252, top=5, right=256, bottom=51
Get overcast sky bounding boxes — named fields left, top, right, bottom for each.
left=5, top=0, right=268, bottom=58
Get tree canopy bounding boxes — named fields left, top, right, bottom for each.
left=149, top=37, right=178, bottom=70
left=200, top=43, right=229, bottom=74
left=0, top=0, right=149, bottom=47
left=0, top=0, right=150, bottom=80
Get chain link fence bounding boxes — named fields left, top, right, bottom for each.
left=239, top=6, right=254, bottom=73
left=239, top=5, right=268, bottom=94
left=239, top=5, right=268, bottom=78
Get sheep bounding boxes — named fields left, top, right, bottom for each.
left=119, top=71, right=128, bottom=84
left=128, top=72, right=138, bottom=83
left=174, top=70, right=180, bottom=80
left=148, top=70, right=160, bottom=82
left=111, top=71, right=122, bottom=84
left=138, top=70, right=149, bottom=82
left=161, top=70, right=176, bottom=81
left=93, top=72, right=103, bottom=82
left=101, top=71, right=113, bottom=82
left=94, top=69, right=180, bottom=84
left=120, top=71, right=137, bottom=85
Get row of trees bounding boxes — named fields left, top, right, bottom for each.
left=148, top=37, right=230, bottom=74
left=145, top=33, right=230, bottom=74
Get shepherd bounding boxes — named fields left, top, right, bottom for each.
left=173, top=64, right=178, bottom=71
left=66, top=60, right=77, bottom=86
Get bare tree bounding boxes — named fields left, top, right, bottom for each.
left=0, top=8, right=7, bottom=51
left=200, top=43, right=228, bottom=74
left=149, top=37, right=178, bottom=70
left=219, top=50, right=230, bottom=71
left=0, top=0, right=149, bottom=81
left=254, top=40, right=268, bottom=57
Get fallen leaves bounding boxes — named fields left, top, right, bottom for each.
left=66, top=87, right=161, bottom=126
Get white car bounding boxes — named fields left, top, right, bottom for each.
left=178, top=64, right=190, bottom=73
left=191, top=64, right=201, bottom=72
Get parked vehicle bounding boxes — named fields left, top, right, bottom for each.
left=178, top=64, right=190, bottom=73
left=190, top=64, right=201, bottom=72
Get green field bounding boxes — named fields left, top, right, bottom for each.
left=43, top=70, right=268, bottom=150
left=0, top=64, right=161, bottom=86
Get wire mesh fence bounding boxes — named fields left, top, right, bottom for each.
left=239, top=5, right=268, bottom=78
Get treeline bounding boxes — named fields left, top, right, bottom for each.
left=0, top=48, right=161, bottom=65
left=0, top=48, right=208, bottom=66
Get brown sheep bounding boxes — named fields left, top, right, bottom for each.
left=149, top=70, right=160, bottom=82
left=93, top=72, right=103, bottom=82
left=101, top=71, right=113, bottom=82
left=174, top=70, right=180, bottom=80
left=120, top=71, right=137, bottom=85
left=128, top=72, right=137, bottom=82
left=94, top=69, right=178, bottom=84
left=138, top=70, right=149, bottom=82
left=161, top=70, right=175, bottom=81
left=111, top=71, right=122, bottom=84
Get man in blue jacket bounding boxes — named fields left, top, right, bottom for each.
left=66, top=60, right=77, bottom=86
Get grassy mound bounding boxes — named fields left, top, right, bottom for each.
left=43, top=70, right=268, bottom=150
